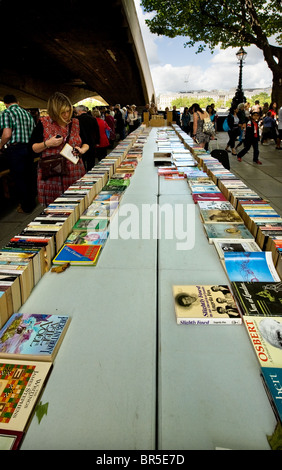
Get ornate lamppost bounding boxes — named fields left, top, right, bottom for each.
left=232, top=47, right=247, bottom=108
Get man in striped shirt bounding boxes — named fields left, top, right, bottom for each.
left=0, top=94, right=36, bottom=212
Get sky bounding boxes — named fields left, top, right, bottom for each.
left=134, top=0, right=273, bottom=96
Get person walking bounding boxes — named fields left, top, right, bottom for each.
left=225, top=105, right=240, bottom=156
left=0, top=94, right=36, bottom=213
left=237, top=111, right=262, bottom=164
left=92, top=109, right=111, bottom=160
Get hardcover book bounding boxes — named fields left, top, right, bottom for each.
left=231, top=281, right=282, bottom=317
left=53, top=244, right=101, bottom=265
left=0, top=313, right=70, bottom=362
left=244, top=316, right=282, bottom=368
left=224, top=251, right=280, bottom=282
left=0, top=429, right=25, bottom=450
left=172, top=284, right=242, bottom=325
left=0, top=359, right=52, bottom=431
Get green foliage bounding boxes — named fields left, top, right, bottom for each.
left=170, top=92, right=271, bottom=110
left=0, top=102, right=6, bottom=113
left=141, top=0, right=282, bottom=52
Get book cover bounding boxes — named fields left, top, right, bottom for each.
left=261, top=367, right=282, bottom=423
left=224, top=251, right=280, bottom=282
left=60, top=142, right=79, bottom=164
left=192, top=193, right=227, bottom=203
left=244, top=316, right=282, bottom=368
left=197, top=201, right=234, bottom=211
left=231, top=281, right=282, bottom=316
left=0, top=429, right=25, bottom=450
left=72, top=218, right=108, bottom=231
left=203, top=223, right=254, bottom=243
left=65, top=230, right=108, bottom=246
left=172, top=284, right=242, bottom=325
left=0, top=359, right=52, bottom=431
left=200, top=209, right=243, bottom=224
left=53, top=244, right=101, bottom=265
left=0, top=313, right=70, bottom=362
left=213, top=239, right=261, bottom=259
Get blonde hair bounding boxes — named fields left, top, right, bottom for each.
left=92, top=109, right=101, bottom=118
left=47, top=92, right=73, bottom=123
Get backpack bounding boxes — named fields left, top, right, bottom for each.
left=222, top=117, right=230, bottom=132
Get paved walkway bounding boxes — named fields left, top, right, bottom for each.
left=0, top=130, right=281, bottom=249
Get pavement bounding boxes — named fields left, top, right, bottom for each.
left=0, top=130, right=281, bottom=249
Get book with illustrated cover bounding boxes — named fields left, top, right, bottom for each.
left=197, top=201, right=234, bottom=211
left=192, top=193, right=227, bottom=203
left=244, top=316, right=282, bottom=368
left=231, top=281, right=282, bottom=317
left=213, top=239, right=261, bottom=260
left=203, top=223, right=254, bottom=243
left=93, top=191, right=123, bottom=203
left=200, top=209, right=243, bottom=224
left=65, top=230, right=108, bottom=246
left=72, top=218, right=108, bottom=231
left=53, top=244, right=101, bottom=265
left=80, top=201, right=118, bottom=220
left=224, top=251, right=280, bottom=282
left=0, top=313, right=70, bottom=362
left=172, top=284, right=242, bottom=325
left=0, top=359, right=52, bottom=431
left=261, top=367, right=282, bottom=423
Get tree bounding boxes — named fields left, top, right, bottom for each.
left=141, top=0, right=282, bottom=108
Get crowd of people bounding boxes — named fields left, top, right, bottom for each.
left=0, top=93, right=143, bottom=212
left=176, top=100, right=282, bottom=165
left=0, top=91, right=281, bottom=213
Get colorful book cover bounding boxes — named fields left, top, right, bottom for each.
left=0, top=313, right=70, bottom=361
left=197, top=201, right=234, bottom=211
left=172, top=284, right=242, bottom=325
left=53, top=244, right=101, bottom=265
left=261, top=367, right=282, bottom=423
left=65, top=230, right=108, bottom=246
left=244, top=316, right=282, bottom=368
left=72, top=218, right=108, bottom=231
left=231, top=281, right=282, bottom=316
left=0, top=359, right=52, bottom=431
left=224, top=251, right=280, bottom=282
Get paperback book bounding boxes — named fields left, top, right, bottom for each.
left=172, top=284, right=242, bottom=325
left=213, top=239, right=261, bottom=260
left=200, top=209, right=243, bottom=224
left=203, top=223, right=254, bottom=243
left=231, top=281, right=282, bottom=317
left=261, top=367, right=282, bottom=423
left=0, top=313, right=70, bottom=362
left=65, top=230, right=108, bottom=246
left=244, top=316, right=282, bottom=368
left=0, top=359, right=52, bottom=431
left=53, top=244, right=102, bottom=265
left=223, top=251, right=280, bottom=282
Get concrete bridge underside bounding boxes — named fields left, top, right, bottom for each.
left=0, top=0, right=155, bottom=108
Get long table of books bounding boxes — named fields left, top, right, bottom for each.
left=0, top=123, right=281, bottom=450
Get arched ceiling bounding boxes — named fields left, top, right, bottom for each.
left=0, top=0, right=155, bottom=108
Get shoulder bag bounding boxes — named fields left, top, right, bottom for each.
left=39, top=121, right=73, bottom=180
left=203, top=116, right=215, bottom=136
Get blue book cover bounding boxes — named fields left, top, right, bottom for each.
left=261, top=367, right=282, bottom=423
left=224, top=251, right=280, bottom=282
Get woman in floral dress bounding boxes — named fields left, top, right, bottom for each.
left=31, top=92, right=88, bottom=206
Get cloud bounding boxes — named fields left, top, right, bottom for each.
left=134, top=0, right=273, bottom=95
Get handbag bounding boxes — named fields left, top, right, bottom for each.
left=40, top=155, right=68, bottom=180
left=39, top=120, right=73, bottom=180
left=203, top=117, right=215, bottom=136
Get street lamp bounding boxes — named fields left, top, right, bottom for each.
left=232, top=46, right=247, bottom=107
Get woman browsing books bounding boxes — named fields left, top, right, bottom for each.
left=31, top=92, right=88, bottom=206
